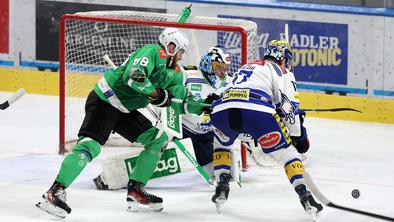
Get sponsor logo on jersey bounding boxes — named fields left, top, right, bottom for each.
left=186, top=70, right=199, bottom=77
left=214, top=128, right=230, bottom=143
left=183, top=65, right=198, bottom=70
left=158, top=48, right=167, bottom=58
left=190, top=84, right=202, bottom=91
left=222, top=89, right=250, bottom=101
left=258, top=131, right=282, bottom=148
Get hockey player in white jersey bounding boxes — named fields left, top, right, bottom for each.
left=92, top=46, right=231, bottom=190
left=209, top=40, right=322, bottom=218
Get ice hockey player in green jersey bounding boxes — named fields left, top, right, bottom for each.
left=36, top=28, right=209, bottom=218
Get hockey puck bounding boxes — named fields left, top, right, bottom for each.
left=351, top=189, right=360, bottom=198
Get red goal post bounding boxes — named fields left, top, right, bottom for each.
left=59, top=11, right=260, bottom=162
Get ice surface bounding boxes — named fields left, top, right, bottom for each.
left=0, top=92, right=393, bottom=221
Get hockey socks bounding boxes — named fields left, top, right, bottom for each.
left=128, top=149, right=161, bottom=185
left=129, top=127, right=168, bottom=185
left=56, top=138, right=101, bottom=187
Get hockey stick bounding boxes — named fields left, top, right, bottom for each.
left=173, top=139, right=215, bottom=186
left=304, top=171, right=394, bottom=221
left=145, top=105, right=214, bottom=186
left=0, top=88, right=26, bottom=110
left=303, top=108, right=362, bottom=113
left=285, top=23, right=289, bottom=42
left=171, top=98, right=211, bottom=107
left=103, top=55, right=214, bottom=186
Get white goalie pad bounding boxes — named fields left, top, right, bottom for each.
left=98, top=138, right=197, bottom=190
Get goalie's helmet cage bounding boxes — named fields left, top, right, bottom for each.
left=158, top=28, right=189, bottom=56
left=263, top=40, right=293, bottom=70
left=59, top=10, right=260, bottom=154
left=199, top=46, right=231, bottom=89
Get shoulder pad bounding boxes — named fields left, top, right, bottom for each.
left=183, top=65, right=198, bottom=71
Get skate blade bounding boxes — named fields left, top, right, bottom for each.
left=215, top=202, right=223, bottom=214
left=305, top=205, right=319, bottom=221
left=127, top=198, right=163, bottom=213
left=214, top=197, right=227, bottom=214
left=36, top=199, right=68, bottom=219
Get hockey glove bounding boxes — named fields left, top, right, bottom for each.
left=291, top=125, right=310, bottom=153
left=202, top=93, right=220, bottom=114
left=291, top=109, right=309, bottom=153
left=150, top=88, right=174, bottom=107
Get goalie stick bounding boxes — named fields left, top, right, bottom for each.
left=304, top=171, right=394, bottom=221
left=303, top=108, right=362, bottom=113
left=0, top=88, right=25, bottom=110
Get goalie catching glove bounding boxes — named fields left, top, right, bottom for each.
left=150, top=88, right=174, bottom=107
left=291, top=109, right=310, bottom=153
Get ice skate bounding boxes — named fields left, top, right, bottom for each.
left=126, top=180, right=163, bottom=212
left=295, top=184, right=323, bottom=220
left=36, top=182, right=71, bottom=219
left=93, top=175, right=109, bottom=190
left=211, top=173, right=232, bottom=213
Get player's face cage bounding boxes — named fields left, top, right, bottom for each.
left=212, top=61, right=230, bottom=79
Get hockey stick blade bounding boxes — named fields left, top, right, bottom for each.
left=173, top=139, right=215, bottom=187
left=304, top=171, right=394, bottom=221
left=303, top=108, right=362, bottom=113
left=0, top=88, right=25, bottom=110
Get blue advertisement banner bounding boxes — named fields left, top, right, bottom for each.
left=220, top=16, right=348, bottom=85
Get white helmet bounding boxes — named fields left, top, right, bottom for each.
left=159, top=28, right=189, bottom=56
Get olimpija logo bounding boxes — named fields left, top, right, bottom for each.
left=125, top=148, right=181, bottom=179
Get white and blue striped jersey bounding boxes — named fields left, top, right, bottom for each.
left=212, top=60, right=302, bottom=137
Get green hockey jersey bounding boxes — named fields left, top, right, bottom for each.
left=93, top=44, right=203, bottom=115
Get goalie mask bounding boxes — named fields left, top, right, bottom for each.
left=263, top=40, right=293, bottom=70
left=199, top=46, right=231, bottom=89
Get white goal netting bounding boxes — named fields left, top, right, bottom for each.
left=60, top=10, right=260, bottom=153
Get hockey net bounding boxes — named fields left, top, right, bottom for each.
left=59, top=11, right=261, bottom=167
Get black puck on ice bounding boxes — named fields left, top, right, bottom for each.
left=351, top=189, right=360, bottom=198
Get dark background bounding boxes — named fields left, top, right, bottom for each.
left=36, top=0, right=166, bottom=62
